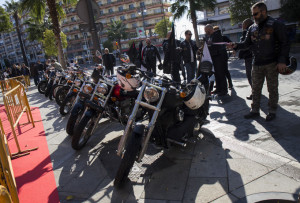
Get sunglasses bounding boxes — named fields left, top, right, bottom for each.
left=187, top=33, right=192, bottom=36
left=252, top=11, right=260, bottom=17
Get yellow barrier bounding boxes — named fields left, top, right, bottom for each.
left=0, top=76, right=28, bottom=94
left=0, top=119, right=19, bottom=203
left=3, top=81, right=38, bottom=159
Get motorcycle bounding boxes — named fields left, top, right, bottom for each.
left=48, top=71, right=67, bottom=100
left=114, top=61, right=214, bottom=187
left=44, top=68, right=58, bottom=98
left=65, top=77, right=96, bottom=136
left=71, top=65, right=141, bottom=150
left=59, top=70, right=87, bottom=115
left=37, top=70, right=49, bottom=94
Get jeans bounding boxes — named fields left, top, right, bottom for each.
left=185, top=62, right=196, bottom=83
left=105, top=67, right=114, bottom=75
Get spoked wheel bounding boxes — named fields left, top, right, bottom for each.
left=55, top=86, right=70, bottom=106
left=38, top=81, right=47, bottom=94
left=114, top=124, right=144, bottom=188
left=66, top=108, right=83, bottom=136
left=72, top=115, right=97, bottom=150
left=60, top=94, right=76, bottom=116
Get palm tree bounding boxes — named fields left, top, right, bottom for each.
left=107, top=20, right=128, bottom=52
left=171, top=0, right=215, bottom=46
left=24, top=15, right=51, bottom=42
left=4, top=0, right=29, bottom=66
left=21, top=0, right=77, bottom=68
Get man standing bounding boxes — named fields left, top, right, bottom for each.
left=162, top=31, right=182, bottom=83
left=31, top=63, right=40, bottom=86
left=180, top=30, right=198, bottom=83
left=230, top=2, right=290, bottom=121
left=141, top=38, right=162, bottom=75
left=51, top=59, right=64, bottom=72
left=102, top=48, right=116, bottom=75
left=238, top=18, right=254, bottom=100
left=205, top=24, right=229, bottom=96
left=21, top=63, right=31, bottom=86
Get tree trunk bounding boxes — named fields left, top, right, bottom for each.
left=14, top=12, right=29, bottom=66
left=190, top=2, right=200, bottom=47
left=46, top=0, right=66, bottom=69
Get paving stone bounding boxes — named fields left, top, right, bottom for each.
left=192, top=140, right=226, bottom=162
left=226, top=150, right=244, bottom=159
left=211, top=193, right=239, bottom=203
left=227, top=159, right=270, bottom=191
left=231, top=171, right=300, bottom=199
left=276, top=161, right=300, bottom=182
left=163, top=142, right=196, bottom=160
left=189, top=159, right=227, bottom=178
left=141, top=160, right=190, bottom=201
left=183, top=177, right=228, bottom=203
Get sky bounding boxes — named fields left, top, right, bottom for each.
left=0, top=0, right=5, bottom=7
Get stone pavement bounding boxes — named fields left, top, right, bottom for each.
left=1, top=56, right=299, bottom=202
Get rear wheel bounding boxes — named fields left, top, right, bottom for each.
left=56, top=86, right=70, bottom=106
left=72, top=114, right=98, bottom=150
left=38, top=81, right=47, bottom=94
left=60, top=94, right=76, bottom=116
left=114, top=124, right=144, bottom=188
left=66, top=108, right=83, bottom=136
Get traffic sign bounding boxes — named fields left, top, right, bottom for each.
left=76, top=0, right=101, bottom=23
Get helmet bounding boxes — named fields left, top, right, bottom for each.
left=116, top=66, right=140, bottom=91
left=279, top=56, right=297, bottom=75
left=183, top=83, right=206, bottom=110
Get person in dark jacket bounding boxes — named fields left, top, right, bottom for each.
left=230, top=2, right=290, bottom=121
left=205, top=24, right=229, bottom=96
left=102, top=48, right=116, bottom=75
left=141, top=38, right=162, bottom=75
left=238, top=18, right=254, bottom=100
left=31, top=63, right=40, bottom=86
left=213, top=26, right=233, bottom=90
left=21, top=63, right=31, bottom=86
left=180, top=30, right=198, bottom=83
left=11, top=64, right=20, bottom=77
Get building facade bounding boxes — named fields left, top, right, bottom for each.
left=62, top=0, right=172, bottom=62
left=0, top=15, right=45, bottom=68
left=197, top=0, right=293, bottom=42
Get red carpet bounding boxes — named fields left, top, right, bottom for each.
left=0, top=105, right=60, bottom=203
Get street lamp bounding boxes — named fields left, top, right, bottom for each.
left=137, top=5, right=147, bottom=37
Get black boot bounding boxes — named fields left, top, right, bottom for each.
left=244, top=112, right=260, bottom=119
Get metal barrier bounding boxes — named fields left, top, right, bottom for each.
left=3, top=80, right=38, bottom=159
left=0, top=119, right=19, bottom=203
left=0, top=76, right=28, bottom=94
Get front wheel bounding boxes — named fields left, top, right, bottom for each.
left=56, top=86, right=70, bottom=106
left=114, top=124, right=144, bottom=188
left=72, top=114, right=97, bottom=150
left=66, top=107, right=83, bottom=136
left=60, top=94, right=76, bottom=116
left=38, top=81, right=47, bottom=94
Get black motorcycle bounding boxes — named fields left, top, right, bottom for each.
left=114, top=63, right=214, bottom=187
left=38, top=70, right=50, bottom=94
left=48, top=71, right=67, bottom=100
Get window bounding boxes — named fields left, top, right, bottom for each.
left=132, top=23, right=137, bottom=28
left=109, top=8, right=113, bottom=13
left=107, top=0, right=111, bottom=4
left=154, top=8, right=162, bottom=14
left=140, top=2, right=145, bottom=7
left=129, top=4, right=135, bottom=10
left=131, top=13, right=136, bottom=18
left=118, top=6, right=123, bottom=12
left=100, top=10, right=104, bottom=15
left=218, top=5, right=229, bottom=15
left=207, top=10, right=215, bottom=17
left=120, top=16, right=126, bottom=20
left=97, top=1, right=102, bottom=6
left=71, top=17, right=76, bottom=22
left=110, top=18, right=115, bottom=22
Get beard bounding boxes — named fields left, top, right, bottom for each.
left=255, top=15, right=265, bottom=24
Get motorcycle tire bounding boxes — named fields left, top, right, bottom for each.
left=38, top=81, right=47, bottom=94
left=53, top=85, right=63, bottom=99
left=49, top=84, right=58, bottom=100
left=114, top=124, right=144, bottom=188
left=72, top=115, right=96, bottom=150
left=66, top=109, right=83, bottom=136
left=55, top=86, right=70, bottom=106
left=59, top=94, right=76, bottom=116
left=45, top=80, right=53, bottom=97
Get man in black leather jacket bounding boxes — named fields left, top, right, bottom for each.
left=180, top=30, right=198, bottom=83
left=205, top=24, right=229, bottom=96
left=230, top=2, right=290, bottom=121
left=239, top=18, right=254, bottom=100
left=141, top=38, right=162, bottom=75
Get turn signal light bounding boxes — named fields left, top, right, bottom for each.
left=67, top=80, right=72, bottom=83
left=73, top=89, right=78, bottom=93
left=125, top=73, right=132, bottom=79
left=111, top=97, right=117, bottom=102
left=93, top=96, right=98, bottom=101
left=180, top=91, right=186, bottom=98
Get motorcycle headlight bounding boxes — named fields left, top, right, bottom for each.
left=83, top=84, right=93, bottom=94
left=65, top=75, right=71, bottom=80
left=144, top=87, right=159, bottom=103
left=56, top=72, right=63, bottom=77
left=74, top=79, right=81, bottom=87
left=97, top=83, right=108, bottom=95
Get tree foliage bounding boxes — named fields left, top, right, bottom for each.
left=154, top=18, right=172, bottom=38
left=280, top=0, right=300, bottom=23
left=0, top=6, right=13, bottom=32
left=229, top=0, right=257, bottom=25
left=25, top=16, right=51, bottom=42
left=171, top=0, right=215, bottom=46
left=42, top=29, right=67, bottom=57
left=107, top=20, right=128, bottom=46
